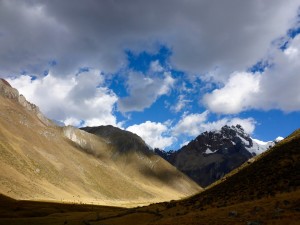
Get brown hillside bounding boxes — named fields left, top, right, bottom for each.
left=0, top=79, right=201, bottom=207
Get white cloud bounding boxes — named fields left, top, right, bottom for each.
left=203, top=72, right=260, bottom=114
left=203, top=35, right=300, bottom=114
left=64, top=117, right=82, bottom=127
left=256, top=36, right=300, bottom=111
left=126, top=121, right=175, bottom=149
left=150, top=60, right=164, bottom=72
left=172, top=111, right=209, bottom=136
left=158, top=72, right=175, bottom=95
left=118, top=71, right=175, bottom=112
left=7, top=71, right=118, bottom=127
left=284, top=46, right=299, bottom=59
left=171, top=94, right=192, bottom=113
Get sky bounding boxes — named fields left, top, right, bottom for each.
left=1, top=0, right=300, bottom=150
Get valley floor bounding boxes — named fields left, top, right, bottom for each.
left=0, top=190, right=299, bottom=225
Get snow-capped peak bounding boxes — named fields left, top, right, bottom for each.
left=176, top=124, right=282, bottom=157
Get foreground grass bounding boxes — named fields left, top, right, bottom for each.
left=0, top=190, right=299, bottom=225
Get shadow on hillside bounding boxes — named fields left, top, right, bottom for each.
left=139, top=166, right=183, bottom=185
left=0, top=193, right=125, bottom=219
left=66, top=138, right=107, bottom=160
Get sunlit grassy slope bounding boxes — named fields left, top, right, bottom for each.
left=0, top=80, right=201, bottom=207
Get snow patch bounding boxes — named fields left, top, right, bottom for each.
left=252, top=138, right=268, bottom=146
left=204, top=148, right=214, bottom=154
left=247, top=138, right=274, bottom=155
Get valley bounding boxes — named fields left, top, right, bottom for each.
left=0, top=79, right=299, bottom=224
left=0, top=128, right=299, bottom=224
left=1, top=1, right=300, bottom=224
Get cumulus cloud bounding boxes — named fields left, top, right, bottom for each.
left=172, top=111, right=209, bottom=137
left=170, top=95, right=192, bottom=113
left=118, top=71, right=175, bottom=112
left=256, top=36, right=300, bottom=111
left=150, top=60, right=164, bottom=72
left=203, top=72, right=260, bottom=114
left=126, top=121, right=175, bottom=149
left=203, top=35, right=300, bottom=114
left=7, top=71, right=118, bottom=127
left=0, top=0, right=299, bottom=77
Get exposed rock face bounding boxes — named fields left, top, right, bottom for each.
left=0, top=79, right=19, bottom=99
left=0, top=78, right=12, bottom=87
left=0, top=78, right=54, bottom=126
left=156, top=125, right=277, bottom=187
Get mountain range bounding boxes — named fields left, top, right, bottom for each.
left=155, top=124, right=282, bottom=187
left=0, top=122, right=299, bottom=224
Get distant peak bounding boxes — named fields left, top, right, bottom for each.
left=217, top=124, right=247, bottom=138
left=221, top=124, right=245, bottom=132
left=235, top=124, right=244, bottom=131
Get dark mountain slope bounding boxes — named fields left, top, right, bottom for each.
left=156, top=125, right=276, bottom=187
left=177, top=128, right=300, bottom=207
left=81, top=125, right=150, bottom=154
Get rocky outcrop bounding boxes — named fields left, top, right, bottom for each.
left=0, top=78, right=54, bottom=126
left=0, top=78, right=19, bottom=99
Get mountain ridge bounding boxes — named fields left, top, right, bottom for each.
left=155, top=124, right=281, bottom=187
left=81, top=125, right=151, bottom=154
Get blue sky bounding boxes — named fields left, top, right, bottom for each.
left=1, top=0, right=300, bottom=150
